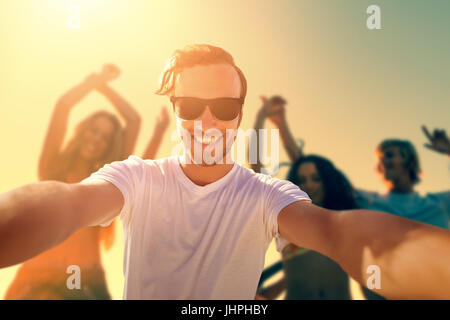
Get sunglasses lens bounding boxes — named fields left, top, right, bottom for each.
left=210, top=99, right=242, bottom=121
left=173, top=98, right=205, bottom=120
left=173, top=98, right=242, bottom=121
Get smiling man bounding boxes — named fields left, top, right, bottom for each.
left=0, top=44, right=450, bottom=299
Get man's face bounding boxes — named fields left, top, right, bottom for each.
left=377, top=145, right=410, bottom=184
left=173, top=64, right=242, bottom=166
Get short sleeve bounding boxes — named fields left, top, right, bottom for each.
left=263, top=178, right=311, bottom=252
left=82, top=155, right=145, bottom=227
left=432, top=191, right=450, bottom=219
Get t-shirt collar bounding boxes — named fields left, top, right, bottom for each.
left=171, top=154, right=238, bottom=194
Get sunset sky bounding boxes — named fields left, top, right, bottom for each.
left=1, top=0, right=449, bottom=299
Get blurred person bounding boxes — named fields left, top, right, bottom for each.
left=357, top=130, right=450, bottom=229
left=255, top=96, right=450, bottom=299
left=254, top=96, right=449, bottom=228
left=251, top=99, right=355, bottom=299
left=256, top=155, right=356, bottom=300
left=1, top=45, right=450, bottom=300
left=4, top=64, right=141, bottom=300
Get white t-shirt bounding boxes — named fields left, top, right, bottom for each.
left=83, top=155, right=310, bottom=299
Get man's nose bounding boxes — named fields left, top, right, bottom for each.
left=198, top=105, right=216, bottom=129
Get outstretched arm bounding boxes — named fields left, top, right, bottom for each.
left=142, top=106, right=170, bottom=159
left=278, top=201, right=450, bottom=299
left=39, top=74, right=103, bottom=180
left=96, top=64, right=141, bottom=158
left=0, top=179, right=123, bottom=268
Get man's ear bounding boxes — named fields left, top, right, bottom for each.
left=375, top=162, right=382, bottom=174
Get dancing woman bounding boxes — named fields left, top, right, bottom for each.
left=4, top=64, right=141, bottom=299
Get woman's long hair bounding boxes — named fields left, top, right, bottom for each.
left=52, top=110, right=124, bottom=251
left=286, top=155, right=357, bottom=210
left=53, top=110, right=124, bottom=180
left=258, top=155, right=358, bottom=297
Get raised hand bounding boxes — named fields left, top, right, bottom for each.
left=99, top=64, right=121, bottom=82
left=422, top=125, right=450, bottom=156
left=258, top=95, right=287, bottom=128
left=84, top=64, right=121, bottom=88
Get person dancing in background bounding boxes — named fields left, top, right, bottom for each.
left=254, top=95, right=450, bottom=299
left=357, top=132, right=450, bottom=230
left=257, top=97, right=450, bottom=228
left=260, top=156, right=358, bottom=300
left=252, top=97, right=356, bottom=300
left=4, top=64, right=141, bottom=300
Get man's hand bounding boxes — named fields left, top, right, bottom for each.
left=422, top=125, right=450, bottom=156
left=278, top=200, right=450, bottom=299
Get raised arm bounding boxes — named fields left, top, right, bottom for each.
left=249, top=96, right=283, bottom=173
left=249, top=96, right=302, bottom=173
left=262, top=96, right=303, bottom=163
left=0, top=179, right=123, bottom=268
left=422, top=125, right=450, bottom=158
left=278, top=201, right=450, bottom=299
left=39, top=74, right=103, bottom=180
left=142, top=106, right=170, bottom=159
left=96, top=64, right=141, bottom=158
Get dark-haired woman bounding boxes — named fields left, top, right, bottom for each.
left=252, top=96, right=357, bottom=299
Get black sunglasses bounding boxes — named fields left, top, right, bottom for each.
left=170, top=96, right=244, bottom=121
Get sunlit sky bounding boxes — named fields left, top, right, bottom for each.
left=1, top=0, right=449, bottom=299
